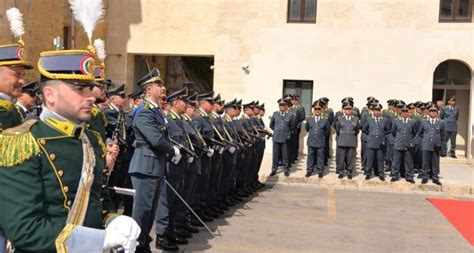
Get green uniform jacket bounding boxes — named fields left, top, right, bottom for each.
left=0, top=98, right=23, bottom=131
left=0, top=118, right=116, bottom=252
left=88, top=105, right=108, bottom=141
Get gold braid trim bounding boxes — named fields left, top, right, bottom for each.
left=37, top=60, right=95, bottom=81
left=103, top=212, right=120, bottom=227
left=0, top=60, right=29, bottom=67
left=55, top=223, right=76, bottom=253
left=0, top=119, right=39, bottom=167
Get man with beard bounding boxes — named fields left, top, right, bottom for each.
left=0, top=48, right=140, bottom=253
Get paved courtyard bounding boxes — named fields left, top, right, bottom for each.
left=151, top=184, right=473, bottom=253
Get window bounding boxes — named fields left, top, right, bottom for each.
left=63, top=27, right=70, bottom=49
left=283, top=80, right=313, bottom=115
left=287, top=0, right=317, bottom=23
left=439, top=0, right=473, bottom=22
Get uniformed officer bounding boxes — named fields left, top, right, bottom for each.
left=391, top=104, right=417, bottom=183
left=104, top=84, right=131, bottom=213
left=178, top=92, right=207, bottom=229
left=0, top=44, right=140, bottom=252
left=305, top=100, right=330, bottom=178
left=289, top=95, right=305, bottom=164
left=319, top=97, right=334, bottom=166
left=15, top=81, right=39, bottom=119
left=335, top=101, right=360, bottom=179
left=418, top=104, right=445, bottom=185
left=269, top=98, right=295, bottom=177
left=155, top=87, right=192, bottom=251
left=222, top=99, right=244, bottom=204
left=0, top=12, right=32, bottom=131
left=251, top=102, right=268, bottom=187
left=362, top=103, right=391, bottom=181
left=383, top=99, right=397, bottom=172
left=440, top=95, right=459, bottom=158
left=128, top=68, right=181, bottom=253
left=192, top=91, right=218, bottom=220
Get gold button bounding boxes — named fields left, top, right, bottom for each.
left=39, top=139, right=45, bottom=145
left=58, top=170, right=64, bottom=177
left=101, top=154, right=105, bottom=158
left=66, top=200, right=72, bottom=206
left=102, top=169, right=107, bottom=173
left=49, top=153, right=56, bottom=161
left=63, top=186, right=69, bottom=193
left=102, top=210, right=107, bottom=214
left=99, top=197, right=104, bottom=202
left=101, top=184, right=106, bottom=189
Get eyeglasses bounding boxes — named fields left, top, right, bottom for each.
left=428, top=109, right=437, bottom=112
left=313, top=108, right=321, bottom=110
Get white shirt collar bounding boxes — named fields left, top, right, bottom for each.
left=16, top=101, right=27, bottom=112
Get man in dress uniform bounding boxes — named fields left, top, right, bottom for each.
left=192, top=91, right=218, bottom=220
left=319, top=97, right=334, bottom=166
left=440, top=96, right=459, bottom=158
left=305, top=100, right=330, bottom=178
left=418, top=104, right=445, bottom=185
left=155, top=88, right=192, bottom=251
left=270, top=98, right=295, bottom=177
left=391, top=104, right=417, bottom=183
left=362, top=103, right=391, bottom=181
left=383, top=99, right=397, bottom=172
left=104, top=84, right=132, bottom=213
left=289, top=95, right=306, bottom=163
left=128, top=68, right=181, bottom=253
left=251, top=102, right=268, bottom=188
left=15, top=81, right=39, bottom=119
left=222, top=99, right=244, bottom=204
left=0, top=40, right=32, bottom=131
left=0, top=47, right=140, bottom=252
left=335, top=100, right=360, bottom=179
left=178, top=92, right=206, bottom=231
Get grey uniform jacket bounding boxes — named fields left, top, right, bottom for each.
left=305, top=115, right=330, bottom=148
left=440, top=106, right=459, bottom=132
left=167, top=110, right=190, bottom=175
left=192, top=109, right=215, bottom=145
left=129, top=100, right=175, bottom=177
left=270, top=111, right=295, bottom=143
left=417, top=118, right=446, bottom=151
left=335, top=116, right=360, bottom=147
left=391, top=117, right=418, bottom=151
left=362, top=117, right=391, bottom=149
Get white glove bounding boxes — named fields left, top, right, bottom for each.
left=103, top=216, right=141, bottom=252
left=228, top=146, right=236, bottom=154
left=171, top=146, right=182, bottom=164
left=206, top=147, right=214, bottom=157
left=218, top=146, right=225, bottom=154
left=187, top=156, right=194, bottom=163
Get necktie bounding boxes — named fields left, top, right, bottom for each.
left=316, top=117, right=319, bottom=123
left=375, top=118, right=379, bottom=125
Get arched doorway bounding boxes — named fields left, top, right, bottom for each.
left=432, top=60, right=472, bottom=158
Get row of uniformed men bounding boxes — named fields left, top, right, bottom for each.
left=101, top=68, right=271, bottom=252
left=269, top=96, right=450, bottom=186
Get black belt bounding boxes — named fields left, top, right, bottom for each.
left=135, top=142, right=150, bottom=149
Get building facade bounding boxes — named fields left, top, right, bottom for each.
left=105, top=0, right=473, bottom=158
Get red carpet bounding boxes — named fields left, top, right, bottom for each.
left=427, top=198, right=474, bottom=246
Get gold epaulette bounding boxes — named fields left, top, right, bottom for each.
left=0, top=99, right=14, bottom=111
left=91, top=107, right=100, bottom=117
left=0, top=119, right=39, bottom=167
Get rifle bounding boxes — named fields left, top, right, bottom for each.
left=203, top=136, right=226, bottom=147
left=106, top=111, right=125, bottom=185
left=170, top=138, right=198, bottom=159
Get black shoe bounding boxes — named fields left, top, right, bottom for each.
left=186, top=226, right=200, bottom=234
left=257, top=181, right=266, bottom=187
left=417, top=174, right=423, bottom=179
left=236, top=190, right=249, bottom=198
left=190, top=218, right=205, bottom=227
left=391, top=178, right=399, bottom=182
left=200, top=213, right=215, bottom=222
left=450, top=154, right=457, bottom=159
left=156, top=235, right=179, bottom=251
left=365, top=175, right=371, bottom=180
left=205, top=210, right=219, bottom=218
left=305, top=172, right=312, bottom=177
left=318, top=173, right=323, bottom=178
left=421, top=178, right=428, bottom=184
left=347, top=175, right=352, bottom=180
left=269, top=171, right=277, bottom=176
left=433, top=179, right=442, bottom=185
left=172, top=235, right=189, bottom=245
left=338, top=174, right=344, bottom=179
left=231, top=194, right=244, bottom=202
left=406, top=179, right=415, bottom=184
left=379, top=176, right=385, bottom=181
left=284, top=171, right=289, bottom=177
left=216, top=202, right=229, bottom=211
left=175, top=229, right=192, bottom=239
left=135, top=245, right=152, bottom=253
